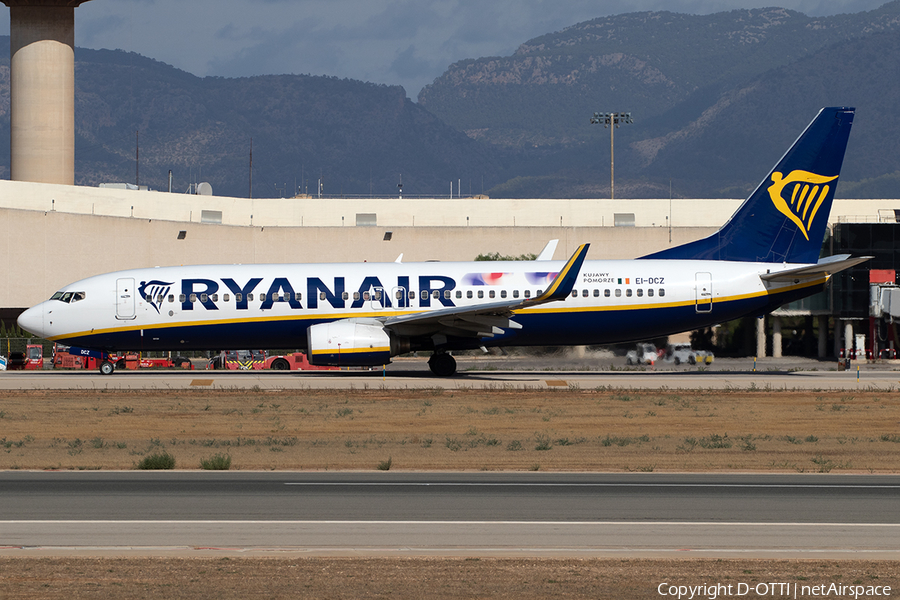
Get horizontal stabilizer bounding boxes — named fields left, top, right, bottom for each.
left=760, top=254, right=871, bottom=282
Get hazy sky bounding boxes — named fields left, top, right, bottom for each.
left=0, top=0, right=890, bottom=98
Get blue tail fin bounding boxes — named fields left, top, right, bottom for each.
left=642, top=107, right=854, bottom=263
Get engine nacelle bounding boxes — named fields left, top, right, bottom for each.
left=307, top=319, right=399, bottom=367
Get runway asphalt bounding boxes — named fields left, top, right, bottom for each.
left=2, top=472, right=898, bottom=558
left=0, top=365, right=896, bottom=390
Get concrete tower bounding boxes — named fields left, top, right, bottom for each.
left=2, top=0, right=92, bottom=185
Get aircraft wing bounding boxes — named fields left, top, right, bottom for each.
left=383, top=244, right=589, bottom=339
left=759, top=254, right=872, bottom=282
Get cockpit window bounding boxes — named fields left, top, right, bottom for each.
left=52, top=291, right=86, bottom=303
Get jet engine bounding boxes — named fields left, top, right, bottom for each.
left=306, top=319, right=406, bottom=367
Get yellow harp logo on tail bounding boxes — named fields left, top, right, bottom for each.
left=767, top=170, right=838, bottom=241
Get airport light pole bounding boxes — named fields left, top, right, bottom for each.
left=590, top=111, right=633, bottom=200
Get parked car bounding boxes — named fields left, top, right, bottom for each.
left=664, top=343, right=698, bottom=365
left=663, top=343, right=714, bottom=365
left=625, top=343, right=658, bottom=365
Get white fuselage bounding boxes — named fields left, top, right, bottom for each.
left=17, top=258, right=823, bottom=354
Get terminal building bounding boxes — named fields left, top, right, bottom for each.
left=1, top=180, right=899, bottom=361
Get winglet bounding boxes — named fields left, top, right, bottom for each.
left=536, top=239, right=559, bottom=261
left=526, top=243, right=589, bottom=305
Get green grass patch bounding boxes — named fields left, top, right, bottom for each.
left=136, top=451, right=176, bottom=470
left=200, top=453, right=232, bottom=470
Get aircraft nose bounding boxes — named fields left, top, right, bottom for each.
left=17, top=304, right=44, bottom=338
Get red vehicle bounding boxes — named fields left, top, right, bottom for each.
left=116, top=354, right=193, bottom=370
left=52, top=345, right=192, bottom=370
left=8, top=344, right=44, bottom=370
left=208, top=350, right=336, bottom=371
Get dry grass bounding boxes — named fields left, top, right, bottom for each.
left=1, top=557, right=898, bottom=599
left=1, top=388, right=899, bottom=472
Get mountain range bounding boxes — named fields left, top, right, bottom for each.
left=1, top=2, right=899, bottom=199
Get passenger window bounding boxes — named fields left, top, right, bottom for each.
left=637, top=289, right=643, bottom=297
left=224, top=293, right=230, bottom=302
left=190, top=293, right=197, bottom=303
left=212, top=294, right=218, bottom=302
left=513, top=290, right=519, bottom=298
left=342, top=292, right=349, bottom=300
left=626, top=289, right=632, bottom=297
left=489, top=290, right=495, bottom=299
left=571, top=290, right=577, bottom=298
left=295, top=292, right=302, bottom=301
left=604, top=289, right=611, bottom=297
left=478, top=290, right=484, bottom=299
left=524, top=290, right=531, bottom=298
left=433, top=290, right=440, bottom=299
left=355, top=292, right=362, bottom=301
left=467, top=290, right=473, bottom=299
left=648, top=289, right=654, bottom=297
left=582, top=289, right=588, bottom=298
left=375, top=290, right=382, bottom=300
left=320, top=292, right=327, bottom=301
left=455, top=291, right=462, bottom=299
left=236, top=293, right=242, bottom=302
left=615, top=289, right=621, bottom=297
left=500, top=290, right=507, bottom=299
left=179, top=294, right=186, bottom=303
left=408, top=291, right=415, bottom=300
left=444, top=290, right=451, bottom=299
left=593, top=289, right=599, bottom=297
left=247, top=293, right=254, bottom=301
left=200, top=293, right=208, bottom=303
left=659, top=289, right=666, bottom=297
left=421, top=291, right=428, bottom=300
left=168, top=295, right=174, bottom=303
left=395, top=290, right=403, bottom=300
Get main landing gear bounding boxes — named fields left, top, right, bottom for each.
left=428, top=352, right=456, bottom=377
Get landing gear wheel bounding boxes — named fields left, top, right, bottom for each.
left=428, top=352, right=457, bottom=377
left=99, top=360, right=115, bottom=375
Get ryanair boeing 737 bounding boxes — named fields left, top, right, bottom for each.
left=17, top=107, right=866, bottom=376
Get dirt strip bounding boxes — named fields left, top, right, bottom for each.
left=1, top=557, right=898, bottom=600
left=1, top=388, right=899, bottom=471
